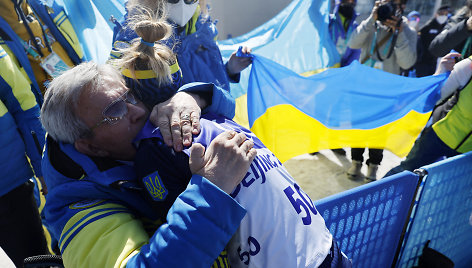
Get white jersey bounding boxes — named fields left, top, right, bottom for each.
left=188, top=115, right=333, bottom=268
left=227, top=148, right=332, bottom=268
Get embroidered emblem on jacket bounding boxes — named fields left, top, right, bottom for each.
left=143, top=171, right=168, bottom=201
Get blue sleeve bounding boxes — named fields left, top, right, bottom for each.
left=0, top=46, right=45, bottom=177
left=178, top=82, right=235, bottom=119
left=126, top=175, right=246, bottom=268
left=12, top=105, right=45, bottom=177
left=225, top=62, right=241, bottom=83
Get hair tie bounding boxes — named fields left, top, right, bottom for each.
left=140, top=38, right=155, bottom=47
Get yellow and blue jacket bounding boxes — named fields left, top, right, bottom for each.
left=0, top=15, right=42, bottom=104
left=41, top=82, right=238, bottom=267
left=26, top=0, right=84, bottom=65
left=0, top=42, right=45, bottom=197
left=0, top=0, right=84, bottom=93
left=41, top=135, right=245, bottom=268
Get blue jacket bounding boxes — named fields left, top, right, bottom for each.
left=27, top=0, right=84, bottom=65
left=133, top=113, right=267, bottom=220
left=0, top=16, right=43, bottom=105
left=42, top=137, right=245, bottom=267
left=112, top=5, right=237, bottom=92
left=41, top=82, right=239, bottom=267
left=0, top=0, right=85, bottom=104
left=0, top=42, right=45, bottom=197
left=329, top=11, right=361, bottom=67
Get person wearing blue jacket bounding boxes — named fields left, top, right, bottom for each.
left=111, top=0, right=252, bottom=93
left=40, top=61, right=251, bottom=267
left=110, top=2, right=248, bottom=153
left=0, top=0, right=84, bottom=95
left=329, top=0, right=361, bottom=67
left=0, top=40, right=48, bottom=266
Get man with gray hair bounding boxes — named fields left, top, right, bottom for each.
left=40, top=61, right=255, bottom=267
left=41, top=62, right=353, bottom=267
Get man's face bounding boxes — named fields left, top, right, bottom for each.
left=76, top=77, right=148, bottom=160
left=339, top=0, right=356, bottom=18
left=437, top=9, right=449, bottom=17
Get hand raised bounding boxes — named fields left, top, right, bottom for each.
left=434, top=52, right=462, bottom=75
left=227, top=46, right=253, bottom=76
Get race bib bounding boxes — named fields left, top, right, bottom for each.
left=227, top=148, right=332, bottom=268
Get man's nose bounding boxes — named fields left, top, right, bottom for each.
left=127, top=102, right=147, bottom=122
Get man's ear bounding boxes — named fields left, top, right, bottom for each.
left=74, top=139, right=109, bottom=157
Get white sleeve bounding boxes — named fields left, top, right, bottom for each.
left=439, top=57, right=472, bottom=103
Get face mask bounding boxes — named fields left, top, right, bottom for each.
left=338, top=4, right=355, bottom=20
left=408, top=20, right=419, bottom=29
left=436, top=15, right=448, bottom=25
left=167, top=0, right=199, bottom=27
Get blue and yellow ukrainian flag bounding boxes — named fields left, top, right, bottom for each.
left=247, top=55, right=448, bottom=163
left=218, top=0, right=340, bottom=128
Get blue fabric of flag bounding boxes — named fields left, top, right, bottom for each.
left=247, top=55, right=448, bottom=162
left=217, top=0, right=340, bottom=127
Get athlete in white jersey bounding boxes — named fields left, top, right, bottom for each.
left=135, top=112, right=351, bottom=267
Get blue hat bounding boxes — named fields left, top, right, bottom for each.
left=407, top=11, right=421, bottom=20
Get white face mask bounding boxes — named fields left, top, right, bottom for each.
left=436, top=15, right=448, bottom=25
left=408, top=20, right=419, bottom=29
left=167, top=0, right=199, bottom=27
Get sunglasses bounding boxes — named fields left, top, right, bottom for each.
left=90, top=90, right=138, bottom=131
left=167, top=0, right=198, bottom=4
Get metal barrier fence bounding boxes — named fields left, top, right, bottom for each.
left=396, top=152, right=472, bottom=268
left=315, top=172, right=419, bottom=268
left=315, top=152, right=472, bottom=267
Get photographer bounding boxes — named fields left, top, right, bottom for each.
left=429, top=0, right=472, bottom=58
left=346, top=0, right=417, bottom=182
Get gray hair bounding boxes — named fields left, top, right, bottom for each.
left=41, top=62, right=124, bottom=144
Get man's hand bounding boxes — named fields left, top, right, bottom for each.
left=434, top=52, right=461, bottom=75
left=383, top=15, right=403, bottom=32
left=227, top=46, right=253, bottom=76
left=371, top=1, right=381, bottom=21
left=150, top=92, right=206, bottom=152
left=189, top=131, right=257, bottom=194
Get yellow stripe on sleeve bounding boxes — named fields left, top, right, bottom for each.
left=61, top=202, right=149, bottom=268
left=52, top=11, right=84, bottom=58
left=0, top=44, right=37, bottom=111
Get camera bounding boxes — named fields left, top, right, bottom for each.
left=377, top=1, right=399, bottom=22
